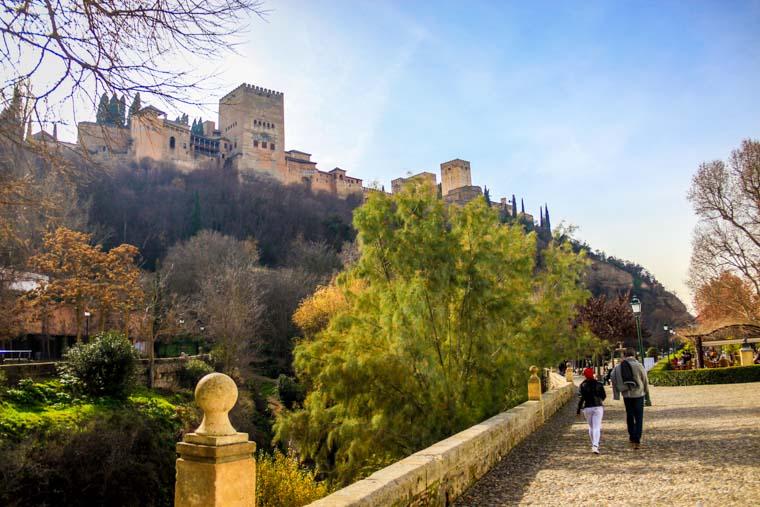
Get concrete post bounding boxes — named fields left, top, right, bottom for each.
left=565, top=363, right=574, bottom=383
left=528, top=365, right=541, bottom=401
left=175, top=373, right=256, bottom=507
left=740, top=348, right=754, bottom=366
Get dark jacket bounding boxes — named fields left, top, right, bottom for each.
left=577, top=378, right=606, bottom=414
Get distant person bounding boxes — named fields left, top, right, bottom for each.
left=558, top=361, right=567, bottom=377
left=611, top=348, right=650, bottom=450
left=577, top=368, right=606, bottom=454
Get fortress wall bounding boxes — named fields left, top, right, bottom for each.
left=308, top=380, right=575, bottom=507
left=77, top=122, right=130, bottom=155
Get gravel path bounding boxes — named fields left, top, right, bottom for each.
left=455, top=381, right=760, bottom=506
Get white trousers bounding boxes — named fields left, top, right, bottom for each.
left=583, top=406, right=604, bottom=448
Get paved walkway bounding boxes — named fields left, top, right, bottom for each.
left=456, top=382, right=760, bottom=506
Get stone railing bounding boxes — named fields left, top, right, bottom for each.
left=306, top=366, right=575, bottom=507
left=172, top=367, right=576, bottom=507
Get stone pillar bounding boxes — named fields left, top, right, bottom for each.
left=528, top=365, right=541, bottom=401
left=175, top=373, right=256, bottom=507
left=740, top=347, right=754, bottom=366
left=565, top=363, right=574, bottom=383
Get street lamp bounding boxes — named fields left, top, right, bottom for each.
left=630, top=295, right=651, bottom=406
left=84, top=311, right=92, bottom=342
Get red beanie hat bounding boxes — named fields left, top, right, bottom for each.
left=583, top=368, right=595, bottom=380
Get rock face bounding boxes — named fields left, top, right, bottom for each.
left=585, top=258, right=693, bottom=346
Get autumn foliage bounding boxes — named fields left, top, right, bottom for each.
left=24, top=227, right=143, bottom=341
left=694, top=271, right=759, bottom=324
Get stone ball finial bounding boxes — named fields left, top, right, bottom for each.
left=529, top=365, right=538, bottom=376
left=194, top=372, right=238, bottom=436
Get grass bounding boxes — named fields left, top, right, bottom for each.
left=0, top=381, right=196, bottom=441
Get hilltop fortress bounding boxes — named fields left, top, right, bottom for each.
left=33, top=83, right=544, bottom=223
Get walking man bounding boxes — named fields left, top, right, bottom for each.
left=611, top=348, right=650, bottom=449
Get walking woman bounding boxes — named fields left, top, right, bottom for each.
left=577, top=367, right=606, bottom=454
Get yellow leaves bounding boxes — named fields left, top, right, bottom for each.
left=24, top=227, right=144, bottom=338
left=293, top=278, right=364, bottom=338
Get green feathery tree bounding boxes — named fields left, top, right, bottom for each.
left=275, top=184, right=589, bottom=485
left=96, top=93, right=109, bottom=124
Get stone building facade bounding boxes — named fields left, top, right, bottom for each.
left=75, top=83, right=364, bottom=198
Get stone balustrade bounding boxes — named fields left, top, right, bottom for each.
left=172, top=366, right=576, bottom=507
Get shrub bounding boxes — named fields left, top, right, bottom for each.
left=179, top=358, right=214, bottom=389
left=4, top=379, right=72, bottom=406
left=646, top=346, right=658, bottom=358
left=276, top=375, right=305, bottom=409
left=256, top=449, right=329, bottom=507
left=58, top=331, right=139, bottom=398
left=0, top=411, right=178, bottom=506
left=649, top=364, right=760, bottom=386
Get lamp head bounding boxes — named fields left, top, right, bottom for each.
left=630, top=295, right=641, bottom=315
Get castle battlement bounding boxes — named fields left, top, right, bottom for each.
left=221, top=83, right=284, bottom=102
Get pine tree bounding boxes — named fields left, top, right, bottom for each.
left=127, top=93, right=141, bottom=127
left=544, top=203, right=551, bottom=232
left=96, top=93, right=109, bottom=124
left=181, top=113, right=189, bottom=125
left=511, top=194, right=517, bottom=218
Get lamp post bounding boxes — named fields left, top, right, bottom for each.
left=630, top=295, right=651, bottom=406
left=664, top=325, right=670, bottom=363
left=84, top=311, right=92, bottom=342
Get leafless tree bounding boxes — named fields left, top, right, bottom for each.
left=688, top=139, right=760, bottom=298
left=1, top=0, right=266, bottom=123
left=197, top=263, right=263, bottom=378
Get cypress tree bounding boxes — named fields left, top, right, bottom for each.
left=96, top=93, right=109, bottom=124
left=544, top=203, right=551, bottom=232
left=539, top=206, right=544, bottom=228
left=521, top=198, right=525, bottom=214
left=127, top=93, right=141, bottom=127
left=511, top=194, right=517, bottom=218
left=107, top=94, right=119, bottom=125
left=118, top=95, right=126, bottom=127
left=483, top=186, right=491, bottom=207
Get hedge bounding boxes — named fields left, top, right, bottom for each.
left=648, top=363, right=760, bottom=386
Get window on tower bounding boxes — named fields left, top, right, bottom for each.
left=169, top=136, right=176, bottom=150
left=270, top=143, right=275, bottom=150
left=262, top=142, right=267, bottom=149
left=254, top=140, right=258, bottom=148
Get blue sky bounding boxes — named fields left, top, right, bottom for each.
left=60, top=1, right=760, bottom=307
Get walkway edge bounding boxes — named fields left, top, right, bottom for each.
left=307, top=381, right=576, bottom=507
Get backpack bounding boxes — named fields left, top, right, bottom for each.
left=620, top=360, right=639, bottom=391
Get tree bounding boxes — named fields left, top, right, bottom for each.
left=24, top=227, right=143, bottom=342
left=483, top=186, right=491, bottom=206
left=1, top=0, right=265, bottom=133
left=575, top=294, right=637, bottom=350
left=96, top=93, right=109, bottom=124
left=127, top=93, right=141, bottom=127
left=198, top=263, right=263, bottom=377
left=107, top=94, right=120, bottom=126
left=512, top=194, right=517, bottom=218
left=189, top=191, right=202, bottom=237
left=694, top=271, right=759, bottom=323
left=687, top=139, right=760, bottom=297
left=118, top=95, right=127, bottom=127
left=275, top=184, right=588, bottom=484
left=544, top=203, right=551, bottom=231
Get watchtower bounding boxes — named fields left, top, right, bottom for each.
left=440, top=159, right=472, bottom=197
left=218, top=84, right=286, bottom=178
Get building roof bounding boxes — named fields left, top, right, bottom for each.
left=285, top=149, right=312, bottom=156
left=136, top=105, right=166, bottom=116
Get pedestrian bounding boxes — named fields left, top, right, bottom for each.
left=577, top=367, right=606, bottom=454
left=611, top=348, right=650, bottom=449
left=558, top=361, right=567, bottom=377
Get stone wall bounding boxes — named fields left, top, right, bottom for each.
left=308, top=380, right=576, bottom=507
left=0, top=355, right=209, bottom=389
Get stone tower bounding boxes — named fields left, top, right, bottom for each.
left=218, top=84, right=286, bottom=178
left=440, top=158, right=472, bottom=197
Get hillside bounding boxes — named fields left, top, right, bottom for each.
left=586, top=257, right=693, bottom=345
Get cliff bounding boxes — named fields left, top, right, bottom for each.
left=585, top=258, right=693, bottom=346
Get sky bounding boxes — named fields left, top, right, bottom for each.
left=53, top=0, right=760, bottom=308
